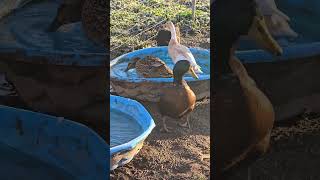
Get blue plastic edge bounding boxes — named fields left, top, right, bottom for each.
left=110, top=46, right=210, bottom=83
left=0, top=46, right=107, bottom=67
left=236, top=42, right=320, bottom=63
left=0, top=105, right=108, bottom=180
left=110, top=95, right=155, bottom=155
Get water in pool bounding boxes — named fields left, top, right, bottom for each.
left=0, top=1, right=104, bottom=53
left=0, top=142, right=76, bottom=180
left=238, top=0, right=320, bottom=50
left=111, top=109, right=143, bottom=148
left=111, top=49, right=210, bottom=79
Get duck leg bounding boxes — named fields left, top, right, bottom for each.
left=179, top=114, right=191, bottom=129
left=160, top=116, right=172, bottom=133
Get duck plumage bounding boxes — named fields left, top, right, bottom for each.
left=125, top=56, right=173, bottom=78
left=213, top=63, right=274, bottom=176
left=213, top=0, right=281, bottom=178
left=158, top=60, right=196, bottom=132
left=163, top=21, right=203, bottom=75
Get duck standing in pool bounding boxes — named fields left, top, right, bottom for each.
left=158, top=60, right=198, bottom=133
left=163, top=21, right=204, bottom=76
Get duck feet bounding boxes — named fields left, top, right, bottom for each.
left=160, top=116, right=172, bottom=133
left=179, top=115, right=191, bottom=129
left=160, top=125, right=172, bottom=133
left=178, top=121, right=190, bottom=129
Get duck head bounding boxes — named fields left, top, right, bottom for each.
left=124, top=57, right=140, bottom=72
left=173, top=60, right=198, bottom=84
left=162, top=21, right=175, bottom=30
left=162, top=21, right=178, bottom=41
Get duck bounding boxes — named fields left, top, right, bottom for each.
left=47, top=0, right=107, bottom=48
left=158, top=60, right=198, bottom=133
left=163, top=21, right=203, bottom=75
left=255, top=0, right=298, bottom=38
left=124, top=56, right=173, bottom=78
left=213, top=0, right=282, bottom=178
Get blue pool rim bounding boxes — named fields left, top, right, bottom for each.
left=110, top=95, right=156, bottom=155
left=236, top=42, right=320, bottom=63
left=110, top=46, right=210, bottom=83
left=0, top=105, right=108, bottom=179
left=0, top=46, right=107, bottom=67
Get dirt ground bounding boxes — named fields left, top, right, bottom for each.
left=110, top=98, right=210, bottom=179
left=227, top=113, right=320, bottom=180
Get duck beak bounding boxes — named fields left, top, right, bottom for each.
left=247, top=8, right=283, bottom=56
left=189, top=68, right=199, bottom=79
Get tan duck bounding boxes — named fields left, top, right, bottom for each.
left=158, top=60, right=198, bottom=133
left=124, top=56, right=173, bottom=78
left=214, top=56, right=275, bottom=178
left=163, top=21, right=203, bottom=74
left=47, top=0, right=107, bottom=48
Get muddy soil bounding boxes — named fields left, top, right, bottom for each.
left=110, top=98, right=210, bottom=179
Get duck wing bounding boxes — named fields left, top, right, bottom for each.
left=136, top=57, right=172, bottom=78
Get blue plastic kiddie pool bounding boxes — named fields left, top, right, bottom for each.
left=110, top=95, right=155, bottom=170
left=110, top=47, right=210, bottom=102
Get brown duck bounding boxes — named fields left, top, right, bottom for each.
left=158, top=60, right=198, bottom=132
left=213, top=0, right=283, bottom=178
left=124, top=56, right=173, bottom=78
left=213, top=56, right=275, bottom=179
left=47, top=0, right=107, bottom=48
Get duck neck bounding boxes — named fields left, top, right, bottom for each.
left=169, top=24, right=177, bottom=41
left=173, top=75, right=185, bottom=86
